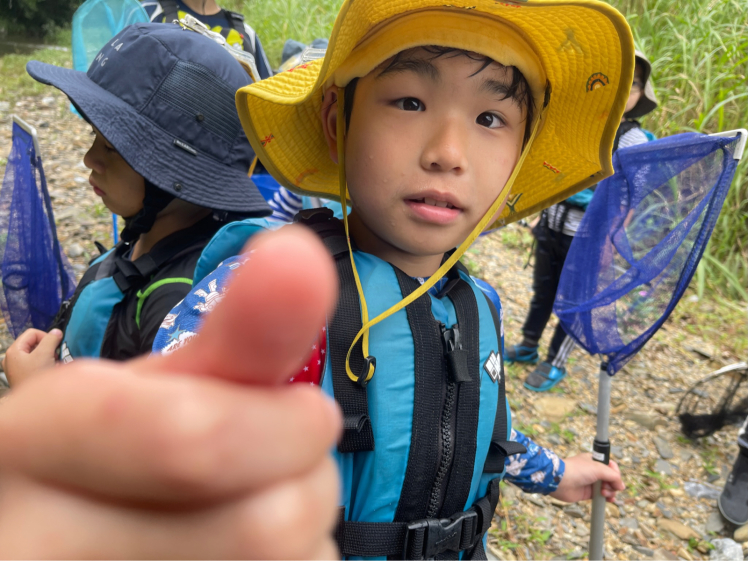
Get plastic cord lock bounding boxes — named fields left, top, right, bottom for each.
left=357, top=356, right=376, bottom=387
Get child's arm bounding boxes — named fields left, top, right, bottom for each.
left=505, top=430, right=624, bottom=503
left=1, top=328, right=62, bottom=387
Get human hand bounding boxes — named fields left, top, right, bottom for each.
left=1, top=328, right=62, bottom=387
left=549, top=453, right=624, bottom=503
left=0, top=225, right=342, bottom=559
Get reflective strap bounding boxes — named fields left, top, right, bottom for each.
left=135, top=277, right=192, bottom=329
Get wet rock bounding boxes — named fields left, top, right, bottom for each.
left=735, top=524, right=748, bottom=543
left=655, top=459, right=674, bottom=475
left=633, top=545, right=655, bottom=557
left=625, top=409, right=667, bottom=430
left=534, top=396, right=577, bottom=422
left=707, top=512, right=726, bottom=534
left=563, top=505, right=586, bottom=519
left=658, top=519, right=701, bottom=540
left=710, top=538, right=744, bottom=561
left=654, top=436, right=675, bottom=459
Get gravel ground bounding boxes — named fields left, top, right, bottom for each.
left=1, top=90, right=747, bottom=560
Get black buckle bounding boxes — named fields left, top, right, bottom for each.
left=293, top=207, right=334, bottom=224
left=403, top=510, right=478, bottom=559
left=356, top=356, right=376, bottom=388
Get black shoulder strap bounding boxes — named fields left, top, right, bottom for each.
left=482, top=294, right=527, bottom=472
left=294, top=208, right=374, bottom=453
left=222, top=9, right=255, bottom=55
left=613, top=119, right=641, bottom=152
left=157, top=0, right=179, bottom=23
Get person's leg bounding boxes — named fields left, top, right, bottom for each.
left=524, top=231, right=574, bottom=391
left=719, top=416, right=748, bottom=525
left=504, top=224, right=554, bottom=365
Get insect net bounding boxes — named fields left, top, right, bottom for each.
left=553, top=132, right=743, bottom=375
left=0, top=122, right=76, bottom=337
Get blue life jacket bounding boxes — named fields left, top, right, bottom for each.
left=54, top=220, right=220, bottom=361
left=182, top=209, right=526, bottom=559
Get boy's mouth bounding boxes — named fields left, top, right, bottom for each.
left=405, top=194, right=462, bottom=225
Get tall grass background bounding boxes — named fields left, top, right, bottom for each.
left=226, top=0, right=748, bottom=303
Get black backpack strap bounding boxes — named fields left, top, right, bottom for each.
left=156, top=0, right=179, bottom=22
left=222, top=9, right=255, bottom=55
left=613, top=119, right=641, bottom=152
left=482, top=294, right=527, bottom=473
left=294, top=208, right=374, bottom=453
left=335, top=477, right=501, bottom=560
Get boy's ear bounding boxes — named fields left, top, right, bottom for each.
left=321, top=86, right=340, bottom=165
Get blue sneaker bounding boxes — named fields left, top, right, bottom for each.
left=524, top=362, right=567, bottom=392
left=503, top=344, right=539, bottom=365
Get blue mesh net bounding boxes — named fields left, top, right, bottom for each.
left=554, top=132, right=742, bottom=375
left=72, top=0, right=149, bottom=72
left=0, top=122, right=76, bottom=338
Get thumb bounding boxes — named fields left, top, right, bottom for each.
left=149, top=225, right=338, bottom=386
left=34, top=329, right=63, bottom=356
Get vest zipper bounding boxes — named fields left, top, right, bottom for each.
left=427, top=323, right=459, bottom=517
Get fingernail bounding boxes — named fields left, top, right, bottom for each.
left=50, top=329, right=62, bottom=337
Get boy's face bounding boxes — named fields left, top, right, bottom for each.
left=84, top=127, right=145, bottom=218
left=625, top=63, right=645, bottom=115
left=324, top=49, right=526, bottom=274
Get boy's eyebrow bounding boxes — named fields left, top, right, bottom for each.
left=480, top=76, right=523, bottom=105
left=376, top=56, right=441, bottom=82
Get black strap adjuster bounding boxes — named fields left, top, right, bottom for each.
left=404, top=510, right=478, bottom=559
left=356, top=356, right=376, bottom=387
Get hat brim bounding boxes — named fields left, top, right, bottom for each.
left=27, top=61, right=271, bottom=217
left=236, top=0, right=635, bottom=228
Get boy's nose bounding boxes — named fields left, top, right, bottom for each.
left=83, top=142, right=105, bottom=174
left=420, top=117, right=468, bottom=174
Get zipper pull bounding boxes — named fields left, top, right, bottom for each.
left=441, top=324, right=471, bottom=383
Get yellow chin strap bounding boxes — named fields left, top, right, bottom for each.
left=336, top=85, right=546, bottom=385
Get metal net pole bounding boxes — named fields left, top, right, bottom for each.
left=589, top=361, right=611, bottom=560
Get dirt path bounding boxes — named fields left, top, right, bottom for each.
left=1, top=90, right=747, bottom=560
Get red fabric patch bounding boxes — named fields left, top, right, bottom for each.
left=289, top=326, right=327, bottom=385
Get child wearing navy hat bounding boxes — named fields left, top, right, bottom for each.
left=2, top=22, right=271, bottom=385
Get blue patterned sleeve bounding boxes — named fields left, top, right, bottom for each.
left=152, top=255, right=248, bottom=354
left=504, top=429, right=566, bottom=494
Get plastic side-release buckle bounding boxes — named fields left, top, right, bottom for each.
left=404, top=510, right=478, bottom=560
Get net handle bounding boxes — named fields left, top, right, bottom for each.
left=709, top=128, right=747, bottom=161
left=11, top=115, right=41, bottom=158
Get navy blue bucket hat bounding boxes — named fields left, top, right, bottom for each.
left=27, top=22, right=271, bottom=217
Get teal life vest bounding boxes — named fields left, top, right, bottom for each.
left=54, top=220, right=220, bottom=361
left=190, top=209, right=526, bottom=559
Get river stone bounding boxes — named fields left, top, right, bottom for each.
left=563, top=505, right=586, bottom=519
left=710, top=538, right=744, bottom=561
left=67, top=243, right=85, bottom=258
left=606, top=502, right=621, bottom=518
left=707, top=512, right=726, bottom=534
left=621, top=517, right=639, bottom=530
left=655, top=459, right=674, bottom=475
left=735, top=524, right=748, bottom=543
left=658, top=519, right=701, bottom=540
left=633, top=546, right=655, bottom=557
left=654, top=436, right=675, bottom=459
left=534, top=396, right=577, bottom=422
left=653, top=548, right=680, bottom=560
left=579, top=402, right=597, bottom=415
left=625, top=409, right=667, bottom=430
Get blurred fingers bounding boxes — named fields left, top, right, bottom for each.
left=0, top=363, right=340, bottom=503
left=0, top=457, right=339, bottom=560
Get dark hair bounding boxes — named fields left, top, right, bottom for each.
left=343, top=46, right=535, bottom=146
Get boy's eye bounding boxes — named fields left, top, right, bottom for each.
left=477, top=112, right=505, bottom=129
left=395, top=97, right=425, bottom=112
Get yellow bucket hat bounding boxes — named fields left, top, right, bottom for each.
left=237, top=0, right=634, bottom=226
left=236, top=0, right=634, bottom=384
